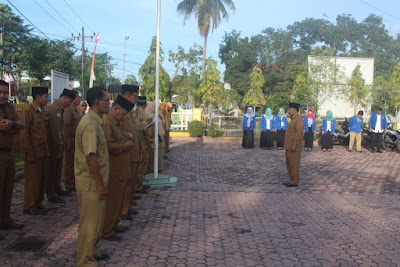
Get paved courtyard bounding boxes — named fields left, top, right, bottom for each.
left=1, top=139, right=400, bottom=266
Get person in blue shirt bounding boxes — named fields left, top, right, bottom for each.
left=303, top=108, right=316, bottom=151
left=368, top=107, right=388, bottom=153
left=242, top=107, right=256, bottom=149
left=274, top=107, right=287, bottom=150
left=321, top=110, right=336, bottom=152
left=260, top=108, right=275, bottom=149
left=349, top=110, right=364, bottom=152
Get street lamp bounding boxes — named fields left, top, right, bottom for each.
left=123, top=36, right=129, bottom=82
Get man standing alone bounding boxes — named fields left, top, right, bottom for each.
left=283, top=103, right=304, bottom=187
left=369, top=107, right=387, bottom=153
left=0, top=80, right=25, bottom=239
left=348, top=110, right=364, bottom=152
left=75, top=87, right=110, bottom=265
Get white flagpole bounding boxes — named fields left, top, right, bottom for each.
left=154, top=0, right=161, bottom=178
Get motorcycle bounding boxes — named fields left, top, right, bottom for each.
left=333, top=118, right=350, bottom=145
left=382, top=128, right=400, bottom=151
left=361, top=127, right=374, bottom=149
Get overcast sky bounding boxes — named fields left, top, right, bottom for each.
left=8, top=0, right=400, bottom=81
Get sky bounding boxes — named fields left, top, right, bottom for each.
left=5, top=0, right=400, bottom=83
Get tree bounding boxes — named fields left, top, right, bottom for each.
left=139, top=37, right=171, bottom=101
left=200, top=59, right=224, bottom=109
left=177, top=0, right=235, bottom=77
left=243, top=66, right=265, bottom=110
left=124, top=74, right=139, bottom=85
left=21, top=37, right=52, bottom=83
left=390, top=60, right=400, bottom=117
left=346, top=65, right=370, bottom=114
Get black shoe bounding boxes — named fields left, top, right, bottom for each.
left=358, top=150, right=362, bottom=153
left=37, top=205, right=49, bottom=211
left=128, top=209, right=138, bottom=215
left=371, top=150, right=375, bottom=153
left=0, top=221, right=24, bottom=230
left=163, top=155, right=168, bottom=159
left=136, top=189, right=149, bottom=194
left=121, top=215, right=133, bottom=221
left=134, top=195, right=142, bottom=200
left=94, top=253, right=110, bottom=261
left=282, top=182, right=290, bottom=186
left=142, top=185, right=151, bottom=190
left=132, top=201, right=137, bottom=206
left=286, top=183, right=298, bottom=187
left=58, top=190, right=73, bottom=197
left=377, top=150, right=383, bottom=153
left=48, top=197, right=66, bottom=204
left=348, top=149, right=352, bottom=152
left=23, top=208, right=47, bottom=215
left=105, top=234, right=122, bottom=242
left=113, top=225, right=129, bottom=233
left=0, top=234, right=4, bottom=240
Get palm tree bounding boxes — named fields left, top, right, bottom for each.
left=177, top=0, right=235, bottom=78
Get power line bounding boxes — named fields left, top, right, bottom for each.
left=6, top=0, right=51, bottom=41
left=62, top=0, right=95, bottom=33
left=43, top=0, right=79, bottom=33
left=359, top=0, right=400, bottom=22
left=32, top=0, right=73, bottom=34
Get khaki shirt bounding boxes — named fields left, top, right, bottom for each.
left=64, top=105, right=80, bottom=136
left=46, top=101, right=64, bottom=155
left=0, top=103, right=20, bottom=150
left=20, top=102, right=49, bottom=158
left=74, top=109, right=109, bottom=191
left=135, top=108, right=154, bottom=149
left=120, top=111, right=141, bottom=162
left=284, top=113, right=304, bottom=152
left=103, top=114, right=131, bottom=182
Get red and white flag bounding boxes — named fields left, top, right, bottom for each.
left=89, top=32, right=99, bottom=88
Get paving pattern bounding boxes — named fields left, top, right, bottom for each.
left=1, top=140, right=400, bottom=266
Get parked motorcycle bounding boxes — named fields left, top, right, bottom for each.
left=382, top=128, right=400, bottom=151
left=333, top=118, right=350, bottom=145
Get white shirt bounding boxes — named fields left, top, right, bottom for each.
left=266, top=119, right=271, bottom=130
left=307, top=117, right=313, bottom=127
left=373, top=114, right=383, bottom=133
left=326, top=121, right=331, bottom=132
left=281, top=121, right=284, bottom=127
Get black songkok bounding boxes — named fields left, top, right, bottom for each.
left=121, top=84, right=139, bottom=94
left=289, top=102, right=300, bottom=111
left=136, top=96, right=147, bottom=105
left=115, top=95, right=134, bottom=111
left=60, top=88, right=77, bottom=100
left=32, top=87, right=48, bottom=97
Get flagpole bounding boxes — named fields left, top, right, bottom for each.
left=154, top=0, right=161, bottom=178
left=89, top=32, right=99, bottom=88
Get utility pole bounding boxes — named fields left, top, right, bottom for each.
left=123, top=36, right=129, bottom=83
left=0, top=21, right=4, bottom=78
left=72, top=27, right=95, bottom=100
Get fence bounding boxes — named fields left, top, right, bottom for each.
left=171, top=110, right=193, bottom=131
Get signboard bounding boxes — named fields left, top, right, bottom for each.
left=192, top=108, right=202, bottom=121
left=51, top=70, right=69, bottom=103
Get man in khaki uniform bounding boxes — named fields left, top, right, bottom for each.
left=75, top=87, right=110, bottom=266
left=135, top=96, right=154, bottom=192
left=46, top=89, right=76, bottom=203
left=20, top=86, right=50, bottom=215
left=120, top=84, right=141, bottom=220
left=101, top=95, right=134, bottom=242
left=283, top=102, right=304, bottom=187
left=0, top=80, right=25, bottom=239
left=63, top=90, right=80, bottom=191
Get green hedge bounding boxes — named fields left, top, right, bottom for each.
left=188, top=121, right=205, bottom=137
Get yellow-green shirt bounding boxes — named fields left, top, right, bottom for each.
left=74, top=109, right=109, bottom=191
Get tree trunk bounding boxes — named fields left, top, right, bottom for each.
left=201, top=34, right=208, bottom=79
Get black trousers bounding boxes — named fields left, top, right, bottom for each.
left=276, top=130, right=285, bottom=148
left=321, top=132, right=333, bottom=149
left=260, top=130, right=273, bottom=148
left=242, top=130, right=254, bottom=148
left=304, top=127, right=314, bottom=148
left=371, top=132, right=383, bottom=152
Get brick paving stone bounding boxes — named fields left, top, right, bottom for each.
left=1, top=140, right=400, bottom=266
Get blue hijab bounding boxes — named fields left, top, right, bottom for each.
left=264, top=108, right=273, bottom=120
left=244, top=107, right=255, bottom=128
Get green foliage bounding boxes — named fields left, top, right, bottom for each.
left=124, top=74, right=139, bottom=85
left=139, top=37, right=171, bottom=101
left=177, top=0, right=236, bottom=76
left=207, top=122, right=223, bottom=137
left=200, top=59, right=224, bottom=108
left=243, top=66, right=265, bottom=109
left=346, top=64, right=370, bottom=113
left=188, top=120, right=205, bottom=137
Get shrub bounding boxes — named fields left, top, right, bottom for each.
left=207, top=122, right=223, bottom=138
left=188, top=120, right=205, bottom=137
